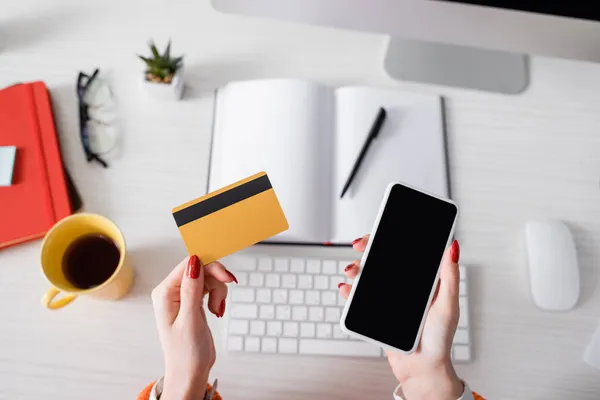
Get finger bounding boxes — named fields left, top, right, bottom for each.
left=343, top=260, right=360, bottom=279
left=152, top=257, right=187, bottom=297
left=338, top=283, right=352, bottom=299
left=430, top=279, right=441, bottom=304
left=351, top=234, right=370, bottom=252
left=178, top=255, right=206, bottom=321
left=151, top=257, right=188, bottom=326
left=204, top=261, right=238, bottom=284
left=205, top=275, right=229, bottom=317
left=439, top=240, right=460, bottom=306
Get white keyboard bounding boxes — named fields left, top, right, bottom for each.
left=226, top=256, right=472, bottom=361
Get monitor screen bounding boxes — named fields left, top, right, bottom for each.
left=435, top=1, right=600, bottom=22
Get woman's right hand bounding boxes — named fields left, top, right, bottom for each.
left=151, top=256, right=236, bottom=400
left=339, top=236, right=464, bottom=399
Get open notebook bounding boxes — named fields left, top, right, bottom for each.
left=209, top=79, right=449, bottom=244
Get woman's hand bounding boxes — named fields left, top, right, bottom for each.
left=151, top=255, right=236, bottom=400
left=339, top=236, right=463, bottom=400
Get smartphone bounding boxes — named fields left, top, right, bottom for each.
left=340, top=182, right=458, bottom=354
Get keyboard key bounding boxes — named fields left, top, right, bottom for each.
left=454, top=328, right=469, bottom=344
left=299, top=339, right=380, bottom=357
left=249, top=273, right=264, bottom=287
left=273, top=289, right=288, bottom=304
left=322, top=260, right=337, bottom=274
left=245, top=337, right=260, bottom=352
left=315, top=276, right=328, bottom=290
left=231, top=304, right=258, bottom=319
left=300, top=322, right=316, bottom=338
left=333, top=324, right=347, bottom=339
left=283, top=322, right=299, bottom=337
left=279, top=338, right=298, bottom=354
left=459, top=265, right=466, bottom=279
left=292, top=306, right=308, bottom=321
left=338, top=261, right=350, bottom=274
left=276, top=305, right=292, bottom=320
left=265, top=273, right=281, bottom=288
left=290, top=259, right=304, bottom=273
left=229, top=319, right=249, bottom=335
left=459, top=281, right=467, bottom=295
left=453, top=344, right=470, bottom=361
left=305, top=290, right=320, bottom=305
left=258, top=258, right=273, bottom=271
left=260, top=305, right=275, bottom=319
left=289, top=290, right=304, bottom=304
left=309, top=306, right=324, bottom=322
left=338, top=295, right=347, bottom=307
left=306, top=259, right=320, bottom=274
left=325, top=307, right=341, bottom=322
left=458, top=297, right=469, bottom=328
left=330, top=278, right=342, bottom=291
left=274, top=258, right=289, bottom=272
left=235, top=258, right=257, bottom=271
left=282, top=274, right=297, bottom=288
left=236, top=272, right=248, bottom=286
left=256, top=289, right=272, bottom=304
left=317, top=323, right=332, bottom=338
left=262, top=338, right=277, bottom=353
left=267, top=321, right=283, bottom=336
left=232, top=288, right=255, bottom=303
left=228, top=336, right=243, bottom=351
left=298, top=275, right=313, bottom=289
left=322, top=291, right=337, bottom=306
left=250, top=320, right=265, bottom=336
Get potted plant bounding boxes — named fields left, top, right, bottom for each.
left=138, top=40, right=184, bottom=100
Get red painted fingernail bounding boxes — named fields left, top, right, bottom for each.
left=218, top=299, right=226, bottom=318
left=451, top=240, right=460, bottom=263
left=344, top=263, right=354, bottom=272
left=225, top=269, right=238, bottom=284
left=351, top=238, right=362, bottom=246
left=338, top=282, right=345, bottom=289
left=186, top=255, right=200, bottom=279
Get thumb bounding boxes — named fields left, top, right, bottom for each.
left=439, top=240, right=460, bottom=305
left=179, top=255, right=205, bottom=319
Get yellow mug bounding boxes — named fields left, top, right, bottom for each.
left=40, top=213, right=134, bottom=310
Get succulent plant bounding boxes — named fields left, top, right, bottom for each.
left=138, top=40, right=183, bottom=84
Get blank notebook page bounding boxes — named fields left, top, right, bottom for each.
left=210, top=79, right=334, bottom=243
left=332, top=87, right=449, bottom=243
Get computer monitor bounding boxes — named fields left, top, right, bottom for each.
left=211, top=0, right=600, bottom=94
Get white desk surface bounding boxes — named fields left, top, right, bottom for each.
left=2, top=0, right=600, bottom=399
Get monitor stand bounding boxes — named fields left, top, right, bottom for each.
left=384, top=37, right=529, bottom=94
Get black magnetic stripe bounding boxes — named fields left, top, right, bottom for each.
left=173, top=175, right=272, bottom=227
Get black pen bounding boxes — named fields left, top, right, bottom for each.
left=340, top=107, right=387, bottom=198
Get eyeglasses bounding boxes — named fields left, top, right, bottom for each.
left=77, top=69, right=118, bottom=168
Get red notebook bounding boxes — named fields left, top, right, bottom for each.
left=0, top=82, right=72, bottom=248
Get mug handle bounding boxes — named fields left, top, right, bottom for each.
left=42, top=288, right=78, bottom=310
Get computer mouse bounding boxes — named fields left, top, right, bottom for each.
left=525, top=220, right=580, bottom=311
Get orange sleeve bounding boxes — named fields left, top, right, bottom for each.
left=473, top=392, right=485, bottom=399
left=136, top=381, right=222, bottom=400
left=136, top=381, right=155, bottom=400
left=212, top=386, right=223, bottom=400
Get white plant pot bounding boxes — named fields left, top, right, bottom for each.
left=141, top=66, right=184, bottom=101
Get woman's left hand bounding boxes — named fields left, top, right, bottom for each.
left=151, top=255, right=236, bottom=400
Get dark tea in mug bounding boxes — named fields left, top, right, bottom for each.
left=62, top=233, right=121, bottom=289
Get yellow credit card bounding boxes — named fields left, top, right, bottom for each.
left=172, top=172, right=289, bottom=264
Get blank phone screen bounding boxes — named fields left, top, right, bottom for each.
left=344, top=184, right=457, bottom=352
